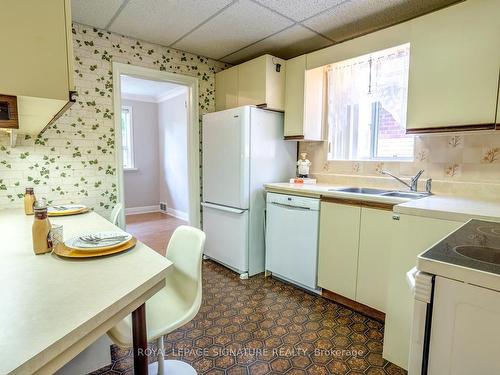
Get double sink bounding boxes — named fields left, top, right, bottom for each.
left=330, top=187, right=430, bottom=199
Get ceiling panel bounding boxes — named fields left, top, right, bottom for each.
left=172, top=0, right=293, bottom=60
left=109, top=0, right=233, bottom=46
left=303, top=0, right=458, bottom=43
left=303, top=0, right=413, bottom=41
left=253, top=0, right=346, bottom=22
left=71, top=0, right=125, bottom=29
left=223, top=25, right=332, bottom=64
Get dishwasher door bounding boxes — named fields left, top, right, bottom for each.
left=265, top=193, right=320, bottom=291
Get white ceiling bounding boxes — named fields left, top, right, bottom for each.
left=120, top=75, right=186, bottom=103
left=72, top=0, right=460, bottom=64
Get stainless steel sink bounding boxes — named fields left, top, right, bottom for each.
left=330, top=187, right=390, bottom=195
left=381, top=191, right=430, bottom=199
left=329, top=187, right=429, bottom=200
left=454, top=245, right=500, bottom=265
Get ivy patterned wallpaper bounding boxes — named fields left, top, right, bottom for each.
left=0, top=23, right=227, bottom=216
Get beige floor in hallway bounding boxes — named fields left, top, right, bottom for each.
left=125, top=212, right=186, bottom=256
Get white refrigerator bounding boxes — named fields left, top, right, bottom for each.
left=202, top=106, right=296, bottom=278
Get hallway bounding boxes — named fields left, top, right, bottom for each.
left=126, top=212, right=186, bottom=256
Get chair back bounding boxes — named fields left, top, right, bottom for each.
left=166, top=226, right=205, bottom=308
left=110, top=203, right=123, bottom=227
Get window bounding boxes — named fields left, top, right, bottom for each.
left=121, top=106, right=135, bottom=169
left=327, top=43, right=413, bottom=161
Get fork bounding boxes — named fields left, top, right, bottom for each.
left=51, top=206, right=70, bottom=211
left=79, top=234, right=128, bottom=243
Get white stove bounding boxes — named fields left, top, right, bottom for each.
left=408, top=219, right=500, bottom=375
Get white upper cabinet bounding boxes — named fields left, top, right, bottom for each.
left=283, top=55, right=306, bottom=139
left=215, top=66, right=238, bottom=112
left=283, top=55, right=325, bottom=140
left=215, top=55, right=285, bottom=112
left=406, top=0, right=500, bottom=132
left=0, top=0, right=75, bottom=135
left=298, top=0, right=499, bottom=135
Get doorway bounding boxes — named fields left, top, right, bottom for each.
left=112, top=63, right=200, bottom=252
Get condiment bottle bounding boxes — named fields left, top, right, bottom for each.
left=32, top=200, right=52, bottom=255
left=24, top=187, right=36, bottom=215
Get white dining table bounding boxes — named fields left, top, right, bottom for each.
left=0, top=208, right=173, bottom=374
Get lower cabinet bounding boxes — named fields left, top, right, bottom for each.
left=318, top=199, right=466, bottom=370
left=318, top=201, right=361, bottom=300
left=382, top=213, right=461, bottom=370
left=356, top=207, right=395, bottom=312
left=318, top=201, right=395, bottom=311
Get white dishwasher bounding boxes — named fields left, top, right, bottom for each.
left=265, top=192, right=320, bottom=292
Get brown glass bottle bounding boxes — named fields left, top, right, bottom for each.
left=32, top=205, right=52, bottom=255
left=24, top=187, right=36, bottom=215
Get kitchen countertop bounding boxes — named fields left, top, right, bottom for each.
left=395, top=195, right=500, bottom=222
left=264, top=182, right=416, bottom=205
left=417, top=219, right=500, bottom=292
left=264, top=182, right=500, bottom=222
left=0, top=208, right=172, bottom=374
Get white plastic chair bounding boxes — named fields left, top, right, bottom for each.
left=108, top=225, right=205, bottom=374
left=110, top=203, right=123, bottom=227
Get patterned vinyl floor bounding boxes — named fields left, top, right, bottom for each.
left=91, top=260, right=406, bottom=375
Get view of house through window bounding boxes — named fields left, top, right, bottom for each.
left=327, top=43, right=414, bottom=161
left=121, top=106, right=135, bottom=169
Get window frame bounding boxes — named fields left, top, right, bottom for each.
left=326, top=44, right=414, bottom=162
left=121, top=105, right=136, bottom=170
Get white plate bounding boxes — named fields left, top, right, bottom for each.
left=64, top=231, right=132, bottom=251
left=48, top=204, right=87, bottom=213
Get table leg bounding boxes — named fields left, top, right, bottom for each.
left=132, top=303, right=148, bottom=375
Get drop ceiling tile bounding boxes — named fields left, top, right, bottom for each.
left=108, top=0, right=233, bottom=46
left=71, top=0, right=125, bottom=29
left=173, top=0, right=293, bottom=60
left=223, top=25, right=332, bottom=64
left=303, top=0, right=424, bottom=42
left=254, top=0, right=346, bottom=21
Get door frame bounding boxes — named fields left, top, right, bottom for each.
left=112, top=62, right=200, bottom=228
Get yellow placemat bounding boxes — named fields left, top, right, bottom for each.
left=53, top=237, right=137, bottom=258
left=48, top=208, right=90, bottom=217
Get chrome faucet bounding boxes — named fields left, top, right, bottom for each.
left=381, top=169, right=425, bottom=192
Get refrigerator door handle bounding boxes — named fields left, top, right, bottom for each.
left=201, top=202, right=246, bottom=214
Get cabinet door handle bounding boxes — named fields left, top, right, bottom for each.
left=392, top=214, right=400, bottom=221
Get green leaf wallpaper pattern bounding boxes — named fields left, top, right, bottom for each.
left=0, top=23, right=228, bottom=217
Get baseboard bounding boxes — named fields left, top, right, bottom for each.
left=125, top=205, right=159, bottom=215
left=322, top=288, right=385, bottom=322
left=163, top=207, right=188, bottom=221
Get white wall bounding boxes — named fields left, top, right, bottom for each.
left=122, top=99, right=160, bottom=210
left=158, top=89, right=189, bottom=219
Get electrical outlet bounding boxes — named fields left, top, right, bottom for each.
left=159, top=202, right=167, bottom=212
